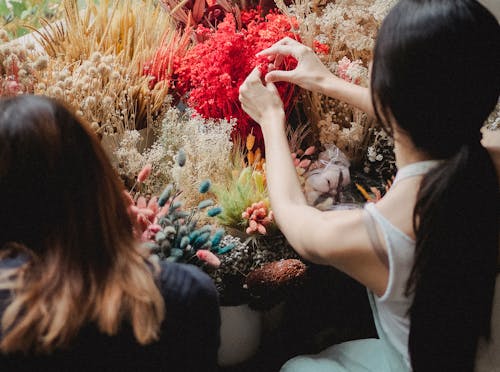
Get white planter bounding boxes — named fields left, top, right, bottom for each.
left=218, top=304, right=262, bottom=367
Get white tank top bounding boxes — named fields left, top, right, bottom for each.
left=364, top=160, right=500, bottom=371
left=365, top=202, right=414, bottom=368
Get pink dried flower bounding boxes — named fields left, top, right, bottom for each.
left=298, top=159, right=311, bottom=168
left=242, top=201, right=273, bottom=235
left=337, top=57, right=352, bottom=81
left=304, top=146, right=316, bottom=156
left=196, top=250, right=221, bottom=268
left=147, top=196, right=159, bottom=214
left=141, top=223, right=162, bottom=242
left=137, top=164, right=152, bottom=183
left=126, top=193, right=168, bottom=240
left=336, top=57, right=365, bottom=85
left=137, top=196, right=148, bottom=209
left=257, top=224, right=267, bottom=235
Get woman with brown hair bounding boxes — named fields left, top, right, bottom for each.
left=0, top=95, right=220, bottom=371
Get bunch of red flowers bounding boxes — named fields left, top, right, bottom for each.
left=173, top=10, right=300, bottom=147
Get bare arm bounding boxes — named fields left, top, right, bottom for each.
left=260, top=37, right=374, bottom=117
left=239, top=68, right=388, bottom=295
left=317, top=76, right=374, bottom=118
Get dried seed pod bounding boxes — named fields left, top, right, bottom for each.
left=245, top=259, right=307, bottom=290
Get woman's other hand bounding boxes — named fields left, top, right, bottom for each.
left=258, top=37, right=333, bottom=93
left=259, top=37, right=374, bottom=116
left=239, top=67, right=285, bottom=127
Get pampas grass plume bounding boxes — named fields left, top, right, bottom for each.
left=138, top=164, right=152, bottom=183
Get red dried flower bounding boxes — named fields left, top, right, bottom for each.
left=173, top=10, right=300, bottom=149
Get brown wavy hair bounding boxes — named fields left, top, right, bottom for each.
left=0, top=95, right=164, bottom=353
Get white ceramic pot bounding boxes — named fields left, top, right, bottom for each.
left=218, top=304, right=262, bottom=367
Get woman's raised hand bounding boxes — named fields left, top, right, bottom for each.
left=239, top=67, right=285, bottom=127
left=258, top=37, right=333, bottom=93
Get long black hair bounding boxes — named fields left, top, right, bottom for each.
left=371, top=1, right=500, bottom=370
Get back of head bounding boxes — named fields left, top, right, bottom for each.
left=371, top=1, right=500, bottom=371
left=372, top=0, right=499, bottom=155
left=0, top=95, right=164, bottom=353
left=0, top=95, right=128, bottom=255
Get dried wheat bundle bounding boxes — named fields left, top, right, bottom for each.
left=32, top=0, right=178, bottom=132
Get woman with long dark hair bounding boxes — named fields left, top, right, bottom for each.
left=239, top=0, right=499, bottom=370
left=0, top=95, right=220, bottom=371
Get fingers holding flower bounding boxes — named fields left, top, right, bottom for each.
left=239, top=67, right=285, bottom=127
left=257, top=37, right=332, bottom=93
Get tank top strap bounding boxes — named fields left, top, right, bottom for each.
left=392, top=160, right=442, bottom=186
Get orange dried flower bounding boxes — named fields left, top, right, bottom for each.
left=246, top=133, right=255, bottom=151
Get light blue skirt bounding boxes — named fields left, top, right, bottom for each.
left=280, top=292, right=410, bottom=372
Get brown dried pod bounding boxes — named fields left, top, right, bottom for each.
left=245, top=259, right=307, bottom=290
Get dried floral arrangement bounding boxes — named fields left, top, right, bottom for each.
left=276, top=0, right=398, bottom=183
left=115, top=106, right=236, bottom=201
left=160, top=0, right=242, bottom=29
left=1, top=0, right=419, bottom=306
left=210, top=233, right=301, bottom=306
left=125, top=158, right=237, bottom=271
left=152, top=9, right=301, bottom=148
left=32, top=0, right=175, bottom=134
left=0, top=30, right=46, bottom=96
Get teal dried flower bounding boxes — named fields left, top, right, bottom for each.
left=199, top=180, right=211, bottom=194
left=158, top=184, right=174, bottom=207
left=145, top=181, right=232, bottom=270
left=198, top=199, right=214, bottom=209
left=207, top=207, right=222, bottom=217
left=169, top=201, right=183, bottom=211
left=155, top=231, right=167, bottom=242
left=163, top=226, right=176, bottom=236
left=198, top=225, right=213, bottom=234
left=217, top=243, right=236, bottom=255
left=211, top=229, right=225, bottom=247
left=189, top=230, right=201, bottom=242
left=194, top=232, right=211, bottom=247
left=180, top=236, right=190, bottom=249
left=170, top=248, right=183, bottom=258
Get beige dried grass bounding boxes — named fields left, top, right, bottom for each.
left=275, top=0, right=397, bottom=164
left=32, top=0, right=182, bottom=132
